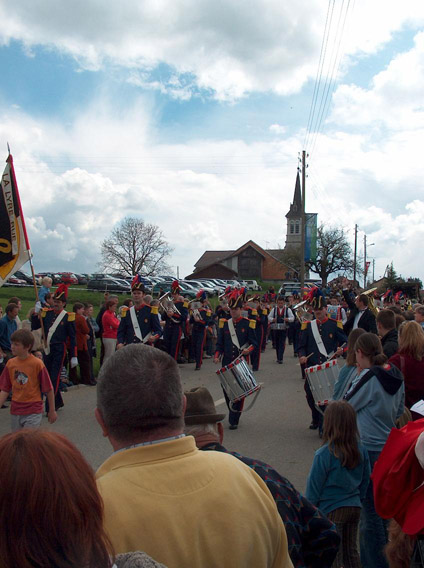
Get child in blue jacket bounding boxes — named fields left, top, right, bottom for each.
left=306, top=400, right=370, bottom=568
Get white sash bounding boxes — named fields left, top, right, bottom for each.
left=130, top=306, right=151, bottom=343
left=311, top=319, right=329, bottom=358
left=44, top=310, right=67, bottom=355
left=228, top=318, right=240, bottom=350
left=228, top=318, right=248, bottom=352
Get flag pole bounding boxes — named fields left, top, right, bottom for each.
left=6, top=149, right=46, bottom=347
left=6, top=150, right=40, bottom=301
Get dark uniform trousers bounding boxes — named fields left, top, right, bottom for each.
left=190, top=308, right=211, bottom=368
left=162, top=301, right=189, bottom=361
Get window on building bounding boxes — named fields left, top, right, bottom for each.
left=295, top=221, right=300, bottom=234
left=290, top=221, right=294, bottom=234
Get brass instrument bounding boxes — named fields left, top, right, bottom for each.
left=291, top=300, right=312, bottom=324
left=362, top=287, right=379, bottom=317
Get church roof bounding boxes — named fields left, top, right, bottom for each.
left=194, top=250, right=234, bottom=268
left=286, top=171, right=302, bottom=219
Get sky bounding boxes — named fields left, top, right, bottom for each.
left=1, top=0, right=424, bottom=282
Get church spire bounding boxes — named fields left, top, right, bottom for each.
left=286, top=171, right=302, bottom=219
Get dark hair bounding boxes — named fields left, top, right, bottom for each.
left=0, top=430, right=113, bottom=568
left=8, top=296, right=21, bottom=305
left=97, top=344, right=184, bottom=442
left=73, top=302, right=84, bottom=312
left=84, top=303, right=93, bottom=309
left=355, top=332, right=387, bottom=366
left=388, top=306, right=402, bottom=315
left=322, top=400, right=361, bottom=469
left=5, top=303, right=18, bottom=315
left=105, top=299, right=117, bottom=310
left=376, top=309, right=396, bottom=331
left=45, top=292, right=52, bottom=300
left=10, top=329, right=35, bottom=350
left=395, top=314, right=406, bottom=328
left=123, top=299, right=133, bottom=307
left=358, top=294, right=369, bottom=306
left=345, top=328, right=366, bottom=367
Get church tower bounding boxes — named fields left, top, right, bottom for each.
left=285, top=171, right=302, bottom=248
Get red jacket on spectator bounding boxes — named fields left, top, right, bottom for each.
left=389, top=352, right=424, bottom=419
left=102, top=310, right=119, bottom=339
left=75, top=313, right=90, bottom=351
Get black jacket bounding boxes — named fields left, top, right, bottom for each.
left=381, top=328, right=398, bottom=359
left=342, top=289, right=377, bottom=335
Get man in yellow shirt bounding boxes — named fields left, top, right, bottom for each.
left=95, top=344, right=293, bottom=568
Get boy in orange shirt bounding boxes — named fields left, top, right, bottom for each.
left=0, top=329, right=57, bottom=431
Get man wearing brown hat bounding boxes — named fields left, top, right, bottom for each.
left=184, top=387, right=340, bottom=568
left=95, top=344, right=292, bottom=568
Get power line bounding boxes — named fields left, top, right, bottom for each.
left=303, top=0, right=335, bottom=150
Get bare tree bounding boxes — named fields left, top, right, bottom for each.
left=307, top=225, right=357, bottom=286
left=100, top=217, right=173, bottom=276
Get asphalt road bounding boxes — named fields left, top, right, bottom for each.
left=0, top=343, right=324, bottom=492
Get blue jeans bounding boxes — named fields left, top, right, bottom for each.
left=360, top=450, right=388, bottom=568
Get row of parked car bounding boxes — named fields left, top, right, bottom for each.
left=86, top=275, right=261, bottom=296
left=6, top=270, right=262, bottom=297
left=6, top=271, right=90, bottom=287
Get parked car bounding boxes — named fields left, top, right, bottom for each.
left=13, top=270, right=33, bottom=284
left=244, top=280, right=261, bottom=291
left=74, top=273, right=88, bottom=285
left=5, top=275, right=26, bottom=286
left=35, top=272, right=61, bottom=284
left=181, top=280, right=216, bottom=297
left=57, top=272, right=79, bottom=285
left=87, top=277, right=131, bottom=293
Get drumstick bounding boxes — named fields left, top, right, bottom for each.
left=296, top=352, right=314, bottom=366
left=327, top=343, right=347, bottom=361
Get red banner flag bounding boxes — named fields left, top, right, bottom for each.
left=0, top=154, right=31, bottom=286
left=365, top=261, right=371, bottom=276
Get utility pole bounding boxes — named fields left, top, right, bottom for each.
left=300, top=151, right=306, bottom=291
left=353, top=224, right=357, bottom=285
left=372, top=258, right=375, bottom=283
left=363, top=234, right=367, bottom=289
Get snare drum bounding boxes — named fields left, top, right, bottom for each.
left=216, top=356, right=261, bottom=411
left=270, top=323, right=286, bottom=331
left=305, top=359, right=340, bottom=410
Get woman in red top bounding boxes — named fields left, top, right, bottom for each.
left=389, top=320, right=424, bottom=419
left=101, top=299, right=119, bottom=363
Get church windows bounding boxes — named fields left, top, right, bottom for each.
left=290, top=221, right=294, bottom=234
left=295, top=221, right=300, bottom=234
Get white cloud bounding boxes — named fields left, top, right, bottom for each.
left=3, top=1, right=424, bottom=100
left=3, top=94, right=424, bottom=282
left=269, top=124, right=286, bottom=135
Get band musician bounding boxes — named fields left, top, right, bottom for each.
left=298, top=288, right=347, bottom=430
left=214, top=289, right=257, bottom=430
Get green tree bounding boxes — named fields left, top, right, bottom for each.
left=385, top=262, right=399, bottom=289
left=306, top=225, right=357, bottom=286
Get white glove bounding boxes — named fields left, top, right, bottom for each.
left=70, top=357, right=78, bottom=369
left=35, top=301, right=42, bottom=314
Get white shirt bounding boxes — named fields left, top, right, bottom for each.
left=353, top=309, right=366, bottom=330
